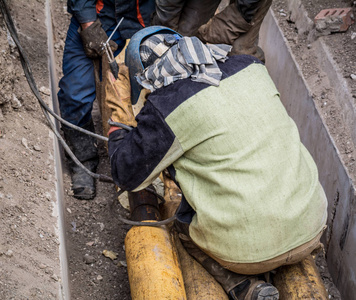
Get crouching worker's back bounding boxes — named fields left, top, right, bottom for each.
left=107, top=26, right=328, bottom=300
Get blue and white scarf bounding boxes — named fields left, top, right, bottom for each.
left=136, top=34, right=232, bottom=91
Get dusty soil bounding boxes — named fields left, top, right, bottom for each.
left=0, top=0, right=354, bottom=299
left=0, top=0, right=61, bottom=299
left=272, top=0, right=356, bottom=183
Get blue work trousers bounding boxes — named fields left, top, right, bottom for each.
left=57, top=17, right=125, bottom=127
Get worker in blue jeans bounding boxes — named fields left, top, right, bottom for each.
left=58, top=0, right=155, bottom=200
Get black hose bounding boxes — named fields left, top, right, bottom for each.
left=113, top=188, right=176, bottom=227
left=0, top=0, right=114, bottom=182
left=117, top=214, right=176, bottom=227
left=0, top=0, right=176, bottom=226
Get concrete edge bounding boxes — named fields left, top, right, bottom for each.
left=260, top=9, right=356, bottom=300
left=46, top=1, right=70, bottom=299
left=314, top=39, right=356, bottom=147
left=288, top=0, right=356, bottom=151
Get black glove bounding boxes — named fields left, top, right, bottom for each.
left=79, top=19, right=118, bottom=59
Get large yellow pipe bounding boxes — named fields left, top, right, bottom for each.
left=273, top=254, right=328, bottom=299
left=174, top=233, right=228, bottom=300
left=160, top=174, right=228, bottom=299
left=160, top=174, right=329, bottom=299
left=125, top=225, right=186, bottom=300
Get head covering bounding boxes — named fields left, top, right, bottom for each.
left=136, top=35, right=232, bottom=91
left=125, top=26, right=181, bottom=104
left=140, top=33, right=181, bottom=68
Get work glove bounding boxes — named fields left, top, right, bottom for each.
left=196, top=3, right=251, bottom=45
left=105, top=63, right=137, bottom=135
left=79, top=19, right=118, bottom=59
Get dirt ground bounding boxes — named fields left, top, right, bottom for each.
left=0, top=0, right=354, bottom=299
left=273, top=0, right=356, bottom=184
left=0, top=0, right=61, bottom=299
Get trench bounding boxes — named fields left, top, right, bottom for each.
left=45, top=5, right=355, bottom=300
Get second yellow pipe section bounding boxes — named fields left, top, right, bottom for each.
left=125, top=225, right=186, bottom=300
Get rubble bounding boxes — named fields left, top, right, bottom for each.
left=315, top=7, right=355, bottom=35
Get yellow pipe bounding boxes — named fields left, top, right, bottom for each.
left=160, top=174, right=228, bottom=299
left=174, top=233, right=228, bottom=300
left=160, top=174, right=329, bottom=299
left=125, top=225, right=186, bottom=300
left=273, top=254, right=328, bottom=299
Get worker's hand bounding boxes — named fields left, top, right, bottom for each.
left=79, top=19, right=118, bottom=59
left=105, top=64, right=137, bottom=135
left=81, top=21, right=94, bottom=30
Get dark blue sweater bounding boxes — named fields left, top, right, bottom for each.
left=67, top=0, right=155, bottom=39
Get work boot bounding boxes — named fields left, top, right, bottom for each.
left=229, top=279, right=279, bottom=300
left=62, top=119, right=99, bottom=200
left=176, top=225, right=279, bottom=300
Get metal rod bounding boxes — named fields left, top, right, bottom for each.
left=104, top=17, right=124, bottom=46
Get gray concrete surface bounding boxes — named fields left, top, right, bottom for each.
left=288, top=0, right=356, bottom=155
left=47, top=1, right=69, bottom=298
left=260, top=9, right=356, bottom=300
left=314, top=38, right=356, bottom=148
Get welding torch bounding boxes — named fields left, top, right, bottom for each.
left=102, top=17, right=124, bottom=79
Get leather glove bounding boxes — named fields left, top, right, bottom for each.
left=79, top=19, right=118, bottom=59
left=105, top=63, right=137, bottom=135
left=196, top=3, right=251, bottom=45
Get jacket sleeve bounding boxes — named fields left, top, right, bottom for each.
left=108, top=101, right=184, bottom=192
left=67, top=0, right=97, bottom=24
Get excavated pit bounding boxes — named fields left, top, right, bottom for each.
left=1, top=0, right=354, bottom=299
left=47, top=3, right=354, bottom=300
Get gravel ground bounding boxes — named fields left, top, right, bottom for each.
left=0, top=0, right=354, bottom=298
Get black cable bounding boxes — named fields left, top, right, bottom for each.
left=108, top=119, right=133, bottom=131
left=0, top=0, right=113, bottom=182
left=112, top=189, right=176, bottom=227
left=0, top=0, right=132, bottom=140
left=0, top=0, right=176, bottom=226
left=117, top=214, right=177, bottom=227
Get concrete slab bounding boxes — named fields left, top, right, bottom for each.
left=260, top=9, right=356, bottom=300
left=287, top=0, right=356, bottom=152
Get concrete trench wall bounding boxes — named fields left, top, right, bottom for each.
left=46, top=1, right=69, bottom=298
left=260, top=10, right=356, bottom=300
left=47, top=4, right=356, bottom=299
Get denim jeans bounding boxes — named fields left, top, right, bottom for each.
left=57, top=17, right=125, bottom=127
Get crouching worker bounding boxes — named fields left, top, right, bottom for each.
left=106, top=26, right=327, bottom=300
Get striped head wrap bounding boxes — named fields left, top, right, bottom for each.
left=136, top=34, right=232, bottom=91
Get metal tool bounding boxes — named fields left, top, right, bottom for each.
left=102, top=17, right=124, bottom=79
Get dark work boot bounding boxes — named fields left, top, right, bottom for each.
left=176, top=228, right=279, bottom=300
left=229, top=279, right=279, bottom=300
left=198, top=257, right=279, bottom=300
left=62, top=120, right=99, bottom=200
